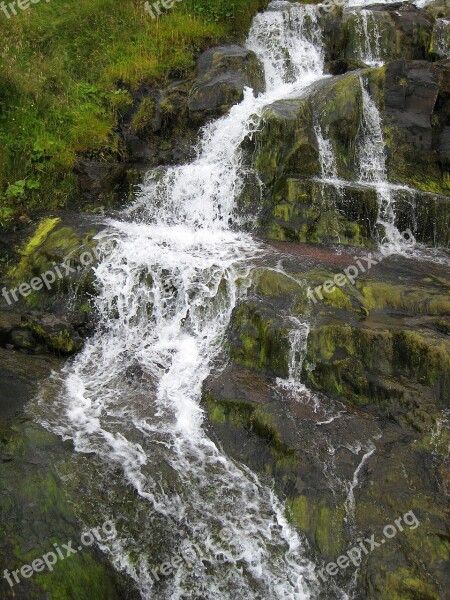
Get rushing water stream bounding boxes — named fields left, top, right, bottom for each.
left=32, top=3, right=330, bottom=599
left=28, top=1, right=447, bottom=599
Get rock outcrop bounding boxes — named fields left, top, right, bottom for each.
left=204, top=246, right=450, bottom=600
left=188, top=45, right=265, bottom=121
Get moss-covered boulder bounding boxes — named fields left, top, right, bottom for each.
left=248, top=97, right=319, bottom=186
left=313, top=72, right=364, bottom=180
left=0, top=214, right=101, bottom=356
left=263, top=179, right=378, bottom=246
left=188, top=45, right=265, bottom=121
left=5, top=215, right=100, bottom=308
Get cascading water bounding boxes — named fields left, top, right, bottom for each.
left=246, top=1, right=324, bottom=91
left=354, top=10, right=383, bottom=67
left=314, top=123, right=339, bottom=182
left=31, top=2, right=328, bottom=599
left=357, top=77, right=414, bottom=252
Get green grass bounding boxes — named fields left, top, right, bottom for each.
left=0, top=0, right=268, bottom=228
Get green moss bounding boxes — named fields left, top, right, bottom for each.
left=6, top=219, right=98, bottom=308
left=129, top=98, right=158, bottom=137
left=254, top=269, right=302, bottom=297
left=0, top=421, right=125, bottom=600
left=0, top=0, right=269, bottom=225
left=286, top=496, right=346, bottom=559
left=9, top=217, right=60, bottom=281
left=229, top=303, right=290, bottom=377
left=381, top=568, right=441, bottom=600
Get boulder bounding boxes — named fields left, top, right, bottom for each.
left=324, top=58, right=368, bottom=75
left=188, top=45, right=265, bottom=121
left=248, top=97, right=319, bottom=187
left=21, top=313, right=84, bottom=355
left=0, top=214, right=99, bottom=355
left=262, top=179, right=378, bottom=246
left=370, top=58, right=450, bottom=195
left=74, top=160, right=129, bottom=206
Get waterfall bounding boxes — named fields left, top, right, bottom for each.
left=31, top=2, right=327, bottom=599
left=246, top=1, right=324, bottom=92
left=433, top=18, right=450, bottom=58
left=314, top=123, right=339, bottom=182
left=354, top=10, right=383, bottom=67
left=357, top=77, right=414, bottom=253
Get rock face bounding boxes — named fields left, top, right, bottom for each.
left=0, top=349, right=139, bottom=600
left=0, top=214, right=100, bottom=356
left=188, top=45, right=265, bottom=121
left=243, top=58, right=450, bottom=247
left=204, top=248, right=450, bottom=600
left=374, top=58, right=450, bottom=196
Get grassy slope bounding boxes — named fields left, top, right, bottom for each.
left=0, top=0, right=267, bottom=227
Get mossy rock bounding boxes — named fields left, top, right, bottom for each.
left=0, top=420, right=134, bottom=600
left=188, top=45, right=265, bottom=121
left=6, top=216, right=100, bottom=309
left=304, top=323, right=450, bottom=408
left=249, top=97, right=319, bottom=187
left=264, top=179, right=378, bottom=246
left=228, top=302, right=291, bottom=378
left=313, top=72, right=363, bottom=180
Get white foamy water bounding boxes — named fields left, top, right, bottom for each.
left=246, top=1, right=324, bottom=92
left=357, top=77, right=416, bottom=254
left=315, top=123, right=339, bottom=181
left=354, top=9, right=383, bottom=67
left=345, top=0, right=433, bottom=8
left=31, top=2, right=329, bottom=599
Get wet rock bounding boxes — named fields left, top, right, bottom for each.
left=188, top=45, right=265, bottom=121
left=204, top=253, right=450, bottom=598
left=262, top=179, right=378, bottom=247
left=324, top=58, right=368, bottom=75
left=324, top=3, right=433, bottom=64
left=247, top=96, right=319, bottom=186
left=21, top=313, right=84, bottom=355
left=247, top=71, right=364, bottom=187
left=368, top=58, right=450, bottom=196
left=394, top=187, right=450, bottom=246
left=0, top=348, right=138, bottom=599
left=74, top=161, right=129, bottom=207
left=229, top=301, right=292, bottom=379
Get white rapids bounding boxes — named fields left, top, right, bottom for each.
left=31, top=2, right=328, bottom=599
